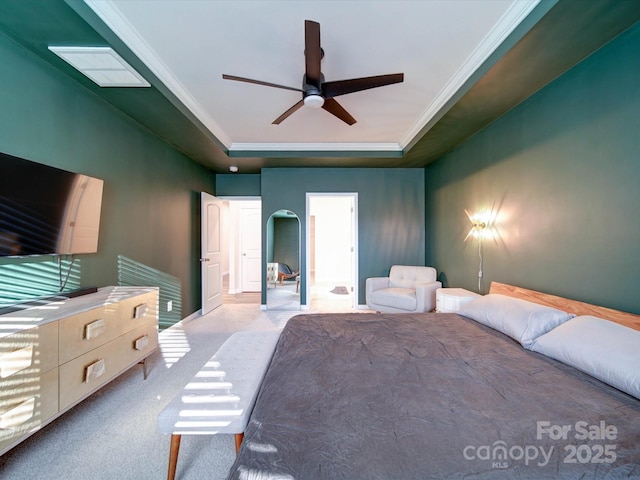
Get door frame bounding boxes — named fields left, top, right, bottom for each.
left=217, top=197, right=262, bottom=295
left=305, top=192, right=358, bottom=309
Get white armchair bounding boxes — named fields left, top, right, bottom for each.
left=366, top=265, right=442, bottom=313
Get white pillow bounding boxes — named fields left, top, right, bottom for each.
left=457, top=293, right=574, bottom=347
left=531, top=315, right=640, bottom=400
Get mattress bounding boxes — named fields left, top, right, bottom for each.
left=227, top=312, right=640, bottom=479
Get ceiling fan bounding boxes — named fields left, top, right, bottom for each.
left=222, top=20, right=404, bottom=126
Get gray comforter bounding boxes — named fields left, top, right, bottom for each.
left=227, top=313, right=640, bottom=479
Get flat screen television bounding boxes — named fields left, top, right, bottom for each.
left=0, top=152, right=104, bottom=258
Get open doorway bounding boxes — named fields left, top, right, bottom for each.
left=221, top=198, right=262, bottom=304
left=266, top=209, right=301, bottom=311
left=306, top=193, right=358, bottom=311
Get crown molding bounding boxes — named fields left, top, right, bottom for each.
left=400, top=0, right=540, bottom=148
left=84, top=0, right=232, bottom=148
left=228, top=142, right=403, bottom=158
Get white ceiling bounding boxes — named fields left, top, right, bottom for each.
left=84, top=0, right=539, bottom=157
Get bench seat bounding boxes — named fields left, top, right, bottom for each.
left=157, top=330, right=280, bottom=480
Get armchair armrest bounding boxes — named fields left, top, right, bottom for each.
left=366, top=276, right=390, bottom=296
left=415, top=281, right=442, bottom=312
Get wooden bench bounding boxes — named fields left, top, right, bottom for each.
left=157, top=330, right=280, bottom=480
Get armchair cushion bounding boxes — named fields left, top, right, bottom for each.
left=371, top=287, right=418, bottom=311
left=389, top=265, right=437, bottom=287
left=366, top=265, right=441, bottom=313
left=278, top=263, right=295, bottom=275
left=277, top=263, right=299, bottom=284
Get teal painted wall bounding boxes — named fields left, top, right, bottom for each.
left=216, top=174, right=261, bottom=197
left=425, top=21, right=640, bottom=314
left=261, top=168, right=425, bottom=305
left=0, top=31, right=215, bottom=316
left=272, top=217, right=300, bottom=272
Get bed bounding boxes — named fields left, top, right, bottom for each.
left=227, top=282, right=640, bottom=479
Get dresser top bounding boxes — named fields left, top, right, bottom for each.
left=0, top=286, right=158, bottom=338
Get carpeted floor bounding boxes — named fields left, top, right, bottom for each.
left=266, top=281, right=301, bottom=310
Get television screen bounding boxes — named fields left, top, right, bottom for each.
left=0, top=152, right=104, bottom=257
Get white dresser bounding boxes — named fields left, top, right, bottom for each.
left=436, top=288, right=481, bottom=313
left=0, top=286, right=158, bottom=455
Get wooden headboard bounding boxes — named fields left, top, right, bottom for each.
left=489, top=282, right=640, bottom=332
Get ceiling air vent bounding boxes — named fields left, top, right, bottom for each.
left=48, top=46, right=150, bottom=87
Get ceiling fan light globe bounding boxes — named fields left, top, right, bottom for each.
left=304, top=95, right=324, bottom=109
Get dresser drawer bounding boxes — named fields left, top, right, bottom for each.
left=0, top=322, right=58, bottom=379
left=120, top=322, right=158, bottom=375
left=0, top=367, right=58, bottom=453
left=115, top=291, right=158, bottom=325
left=58, top=305, right=120, bottom=364
left=58, top=291, right=156, bottom=364
left=58, top=322, right=158, bottom=411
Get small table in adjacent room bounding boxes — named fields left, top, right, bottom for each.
left=436, top=288, right=481, bottom=313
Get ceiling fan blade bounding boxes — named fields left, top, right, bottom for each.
left=272, top=100, right=305, bottom=125
left=322, top=98, right=356, bottom=125
left=222, top=74, right=303, bottom=93
left=322, top=73, right=404, bottom=98
left=304, top=20, right=322, bottom=86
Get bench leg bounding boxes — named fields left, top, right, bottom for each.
left=235, top=433, right=244, bottom=454
left=167, top=434, right=181, bottom=480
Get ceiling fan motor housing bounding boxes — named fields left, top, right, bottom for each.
left=303, top=73, right=323, bottom=92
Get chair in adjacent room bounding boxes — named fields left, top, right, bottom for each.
left=277, top=263, right=299, bottom=286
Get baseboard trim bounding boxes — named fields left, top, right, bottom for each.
left=183, top=310, right=204, bottom=324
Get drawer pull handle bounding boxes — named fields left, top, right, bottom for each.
left=134, top=335, right=149, bottom=351
left=84, top=318, right=106, bottom=340
left=0, top=346, right=34, bottom=378
left=133, top=303, right=148, bottom=319
left=84, top=358, right=106, bottom=383
left=0, top=397, right=36, bottom=429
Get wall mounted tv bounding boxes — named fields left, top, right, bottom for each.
left=0, top=152, right=104, bottom=258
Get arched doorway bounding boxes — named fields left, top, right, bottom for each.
left=266, top=209, right=301, bottom=310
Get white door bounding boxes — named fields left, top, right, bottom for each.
left=240, top=207, right=262, bottom=292
left=201, top=192, right=224, bottom=314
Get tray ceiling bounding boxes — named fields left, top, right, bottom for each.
left=1, top=0, right=639, bottom=172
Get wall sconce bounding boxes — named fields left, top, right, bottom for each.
left=464, top=209, right=494, bottom=294
left=464, top=209, right=492, bottom=241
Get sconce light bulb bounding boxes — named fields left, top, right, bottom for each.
left=465, top=209, right=494, bottom=242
